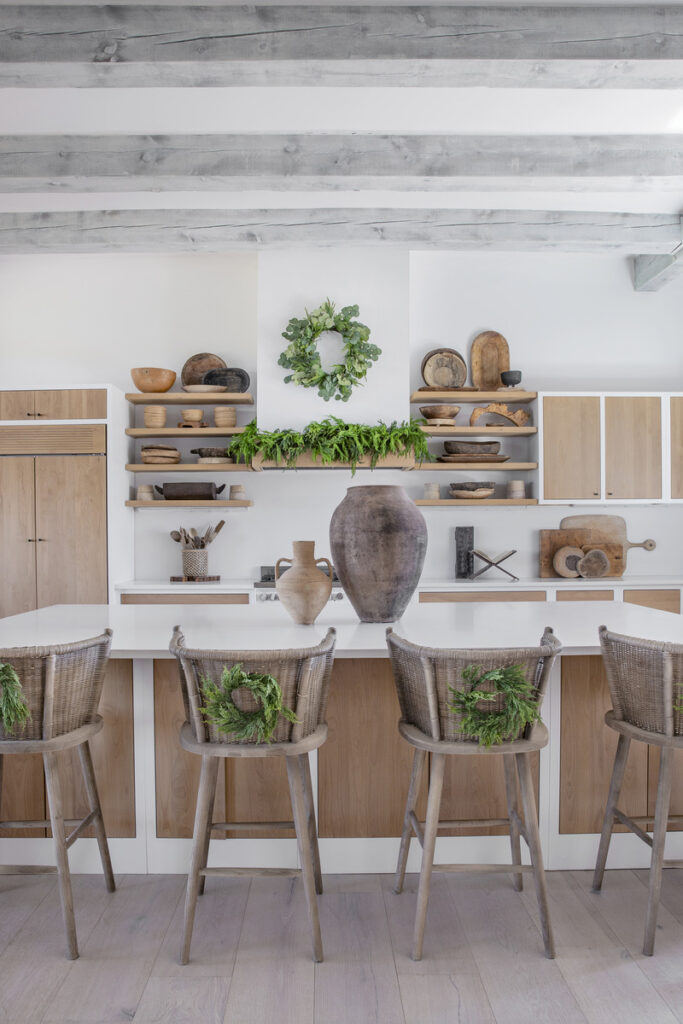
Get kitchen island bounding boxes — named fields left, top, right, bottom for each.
left=0, top=599, right=681, bottom=876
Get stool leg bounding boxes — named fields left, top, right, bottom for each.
left=394, top=748, right=427, bottom=895
left=517, top=752, right=555, bottom=959
left=287, top=754, right=323, bottom=963
left=503, top=754, right=523, bottom=892
left=301, top=754, right=323, bottom=895
left=412, top=751, right=445, bottom=962
left=181, top=755, right=216, bottom=965
left=197, top=757, right=219, bottom=897
left=78, top=741, right=115, bottom=893
left=644, top=746, right=674, bottom=956
left=43, top=751, right=78, bottom=960
left=592, top=734, right=631, bottom=893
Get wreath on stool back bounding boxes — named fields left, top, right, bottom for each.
left=278, top=299, right=381, bottom=402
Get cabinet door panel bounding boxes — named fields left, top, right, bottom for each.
left=0, top=752, right=46, bottom=838
left=420, top=591, right=545, bottom=603
left=624, top=589, right=680, bottom=615
left=0, top=391, right=34, bottom=420
left=35, top=455, right=108, bottom=607
left=439, top=752, right=539, bottom=837
left=34, top=389, right=107, bottom=420
left=0, top=457, right=37, bottom=618
left=543, top=396, right=601, bottom=500
left=556, top=590, right=614, bottom=602
left=605, top=396, right=661, bottom=500
left=672, top=397, right=683, bottom=499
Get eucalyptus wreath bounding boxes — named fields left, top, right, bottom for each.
left=448, top=664, right=541, bottom=748
left=278, top=299, right=381, bottom=402
left=0, top=662, right=30, bottom=733
left=200, top=663, right=298, bottom=744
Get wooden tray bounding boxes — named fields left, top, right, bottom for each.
left=470, top=331, right=510, bottom=389
left=539, top=529, right=625, bottom=578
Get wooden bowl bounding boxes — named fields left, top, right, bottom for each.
left=444, top=440, right=500, bottom=455
left=131, top=367, right=176, bottom=393
left=419, top=405, right=460, bottom=420
left=449, top=486, right=495, bottom=500
left=181, top=409, right=204, bottom=423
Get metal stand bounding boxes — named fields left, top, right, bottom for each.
left=470, top=549, right=519, bottom=582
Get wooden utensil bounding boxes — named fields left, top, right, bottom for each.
left=170, top=530, right=182, bottom=543
left=470, top=331, right=510, bottom=390
left=421, top=348, right=467, bottom=388
left=559, top=514, right=655, bottom=567
left=539, top=529, right=625, bottom=578
left=181, top=352, right=227, bottom=386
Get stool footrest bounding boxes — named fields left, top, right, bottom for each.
left=209, top=820, right=295, bottom=832
left=200, top=867, right=301, bottom=878
left=0, top=865, right=58, bottom=875
left=65, top=810, right=97, bottom=849
left=0, top=818, right=85, bottom=831
left=614, top=809, right=653, bottom=847
left=433, top=863, right=534, bottom=874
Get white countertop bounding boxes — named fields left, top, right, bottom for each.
left=1, top=600, right=681, bottom=659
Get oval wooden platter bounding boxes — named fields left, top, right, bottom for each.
left=470, top=331, right=510, bottom=390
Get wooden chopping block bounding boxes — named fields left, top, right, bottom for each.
left=539, top=529, right=625, bottom=578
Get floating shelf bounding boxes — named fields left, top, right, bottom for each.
left=412, top=390, right=537, bottom=403
left=126, top=392, right=253, bottom=405
left=421, top=426, right=537, bottom=436
left=126, top=463, right=252, bottom=473
left=415, top=498, right=538, bottom=506
left=416, top=462, right=537, bottom=471
left=125, top=499, right=252, bottom=508
left=126, top=427, right=245, bottom=438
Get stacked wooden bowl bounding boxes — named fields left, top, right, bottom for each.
left=141, top=444, right=181, bottom=465
left=419, top=404, right=460, bottom=426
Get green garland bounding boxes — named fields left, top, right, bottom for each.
left=278, top=299, right=381, bottom=402
left=200, top=663, right=298, bottom=744
left=0, top=662, right=31, bottom=734
left=448, top=664, right=541, bottom=748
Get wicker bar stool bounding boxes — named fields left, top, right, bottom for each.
left=0, top=630, right=115, bottom=959
left=169, top=625, right=336, bottom=964
left=386, top=627, right=562, bottom=961
left=592, top=625, right=683, bottom=955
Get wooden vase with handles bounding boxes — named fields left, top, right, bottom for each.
left=275, top=541, right=333, bottom=624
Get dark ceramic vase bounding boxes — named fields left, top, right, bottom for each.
left=329, top=485, right=428, bottom=622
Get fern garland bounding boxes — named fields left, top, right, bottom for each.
left=200, top=663, right=298, bottom=744
left=0, top=662, right=31, bottom=733
left=448, top=664, right=541, bottom=748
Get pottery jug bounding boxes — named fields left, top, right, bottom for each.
left=275, top=541, right=333, bottom=625
left=330, top=485, right=427, bottom=622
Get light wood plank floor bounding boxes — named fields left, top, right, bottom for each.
left=0, top=869, right=681, bottom=1023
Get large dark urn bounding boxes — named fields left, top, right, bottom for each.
left=329, top=485, right=428, bottom=622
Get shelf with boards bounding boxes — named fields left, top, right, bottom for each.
left=125, top=500, right=253, bottom=508
left=126, top=463, right=253, bottom=473
left=415, top=498, right=538, bottom=507
left=416, top=462, right=537, bottom=471
left=420, top=425, right=537, bottom=437
left=411, top=390, right=537, bottom=404
left=126, top=392, right=254, bottom=405
left=126, top=427, right=245, bottom=438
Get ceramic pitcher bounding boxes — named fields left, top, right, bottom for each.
left=275, top=541, right=333, bottom=624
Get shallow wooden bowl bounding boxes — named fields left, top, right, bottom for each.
left=444, top=439, right=500, bottom=455
left=449, top=486, right=495, bottom=500
left=419, top=405, right=460, bottom=420
left=131, top=367, right=176, bottom=393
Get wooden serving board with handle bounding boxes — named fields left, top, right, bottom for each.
left=539, top=529, right=625, bottom=578
left=470, top=331, right=510, bottom=389
left=559, top=515, right=655, bottom=567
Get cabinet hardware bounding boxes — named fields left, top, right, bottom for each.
left=593, top=492, right=599, bottom=496
left=37, top=538, right=46, bottom=542
left=27, top=538, right=35, bottom=542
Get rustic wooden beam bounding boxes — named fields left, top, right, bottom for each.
left=0, top=208, right=678, bottom=254
left=633, top=249, right=683, bottom=291
left=2, top=5, right=683, bottom=88
left=3, top=133, right=683, bottom=192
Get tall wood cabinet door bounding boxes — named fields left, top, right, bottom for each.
left=0, top=457, right=37, bottom=618
left=671, top=397, right=683, bottom=499
left=543, top=396, right=601, bottom=500
left=0, top=391, right=34, bottom=420
left=34, top=455, right=108, bottom=607
left=34, top=389, right=107, bottom=420
left=605, top=396, right=662, bottom=500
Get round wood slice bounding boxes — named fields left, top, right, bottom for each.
left=470, top=331, right=510, bottom=390
left=553, top=545, right=584, bottom=578
left=578, top=548, right=610, bottom=578
left=181, top=352, right=227, bottom=386
left=421, top=348, right=467, bottom=388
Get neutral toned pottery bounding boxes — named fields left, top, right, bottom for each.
left=419, top=404, right=460, bottom=420
left=275, top=541, right=333, bottom=625
left=506, top=479, right=527, bottom=498
left=130, top=367, right=176, bottom=393
left=330, top=485, right=427, bottom=622
left=214, top=406, right=237, bottom=428
left=444, top=440, right=500, bottom=455
left=181, top=353, right=227, bottom=386
left=198, top=457, right=231, bottom=464
left=500, top=370, right=522, bottom=387
left=449, top=481, right=496, bottom=499
left=423, top=483, right=440, bottom=500
left=438, top=454, right=509, bottom=463
left=141, top=444, right=181, bottom=464
left=136, top=485, right=155, bottom=501
left=181, top=408, right=204, bottom=424
left=143, top=405, right=167, bottom=428
left=155, top=482, right=226, bottom=500
left=182, top=548, right=209, bottom=577
left=204, top=368, right=251, bottom=392
left=229, top=484, right=247, bottom=500
left=190, top=447, right=230, bottom=459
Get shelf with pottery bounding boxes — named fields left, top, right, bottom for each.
left=420, top=425, right=537, bottom=436
left=125, top=499, right=253, bottom=508
left=125, top=392, right=254, bottom=405
left=411, top=390, right=537, bottom=404
left=415, top=461, right=537, bottom=471
left=415, top=498, right=538, bottom=506
left=126, top=462, right=253, bottom=473
left=126, top=427, right=247, bottom=438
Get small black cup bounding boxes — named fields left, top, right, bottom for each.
left=500, top=370, right=522, bottom=387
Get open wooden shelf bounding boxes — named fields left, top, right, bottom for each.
left=125, top=499, right=252, bottom=508
left=421, top=426, right=537, bottom=436
left=416, top=462, right=537, bottom=471
left=126, top=427, right=245, bottom=438
left=412, top=390, right=537, bottom=403
left=415, top=498, right=538, bottom=506
left=126, top=463, right=252, bottom=473
left=126, top=392, right=253, bottom=405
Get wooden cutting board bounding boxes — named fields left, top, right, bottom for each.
left=470, top=331, right=510, bottom=389
left=539, top=529, right=625, bottom=578
left=559, top=515, right=655, bottom=566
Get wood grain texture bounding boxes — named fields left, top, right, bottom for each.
left=121, top=593, right=249, bottom=605
left=671, top=396, right=683, bottom=499
left=440, top=752, right=540, bottom=837
left=225, top=757, right=296, bottom=840
left=624, top=589, right=681, bottom=614
left=34, top=389, right=107, bottom=420
left=470, top=331, right=510, bottom=390
left=319, top=659, right=427, bottom=837
left=34, top=454, right=108, bottom=607
left=543, top=395, right=601, bottom=500
left=0, top=424, right=106, bottom=455
left=0, top=390, right=34, bottom=419
left=560, top=656, right=648, bottom=834
left=556, top=590, right=614, bottom=601
left=605, top=396, right=662, bottom=500
left=420, top=591, right=546, bottom=603
left=0, top=456, right=36, bottom=618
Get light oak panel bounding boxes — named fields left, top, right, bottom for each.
left=560, top=655, right=648, bottom=834
left=34, top=389, right=107, bottom=420
left=671, top=397, right=683, bottom=499
left=0, top=753, right=46, bottom=838
left=0, top=424, right=106, bottom=455
left=543, top=395, right=601, bottom=500
left=439, top=752, right=539, bottom=837
left=224, top=758, right=295, bottom=839
left=121, top=593, right=249, bottom=605
left=556, top=590, right=614, bottom=602
left=420, top=591, right=546, bottom=603
left=624, top=589, right=681, bottom=615
left=154, top=660, right=225, bottom=839
left=319, top=659, right=427, bottom=837
left=605, top=396, right=662, bottom=500
left=35, top=455, right=108, bottom=607
left=0, top=390, right=34, bottom=419
left=0, top=456, right=36, bottom=618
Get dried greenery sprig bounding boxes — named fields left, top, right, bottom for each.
left=448, top=664, right=541, bottom=748
left=200, top=663, right=298, bottom=744
left=0, top=662, right=31, bottom=733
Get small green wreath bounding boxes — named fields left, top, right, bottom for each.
left=448, top=664, right=541, bottom=748
left=0, top=662, right=31, bottom=734
left=200, top=663, right=298, bottom=744
left=278, top=299, right=381, bottom=402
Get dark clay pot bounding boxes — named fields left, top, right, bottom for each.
left=329, top=485, right=428, bottom=622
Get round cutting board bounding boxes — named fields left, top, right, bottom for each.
left=421, top=348, right=467, bottom=388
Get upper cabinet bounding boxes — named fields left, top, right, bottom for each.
left=671, top=397, right=683, bottom=500
left=542, top=396, right=601, bottom=501
left=0, top=388, right=107, bottom=420
left=604, top=396, right=661, bottom=500
left=0, top=390, right=35, bottom=419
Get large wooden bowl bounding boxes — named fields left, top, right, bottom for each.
left=131, top=367, right=176, bottom=393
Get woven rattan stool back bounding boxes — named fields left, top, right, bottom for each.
left=599, top=625, right=683, bottom=738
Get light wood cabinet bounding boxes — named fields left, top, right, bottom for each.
left=670, top=397, right=683, bottom=499
left=0, top=388, right=106, bottom=421
left=122, top=593, right=249, bottom=605
left=0, top=457, right=38, bottom=618
left=604, top=396, right=661, bottom=500
left=624, top=589, right=680, bottom=615
left=0, top=391, right=34, bottom=419
left=543, top=396, right=601, bottom=500
left=420, top=591, right=546, bottom=603
left=556, top=590, right=614, bottom=601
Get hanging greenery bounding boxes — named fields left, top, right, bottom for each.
left=278, top=299, right=381, bottom=402
left=0, top=662, right=31, bottom=734
left=448, top=664, right=541, bottom=748
left=200, top=663, right=298, bottom=744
